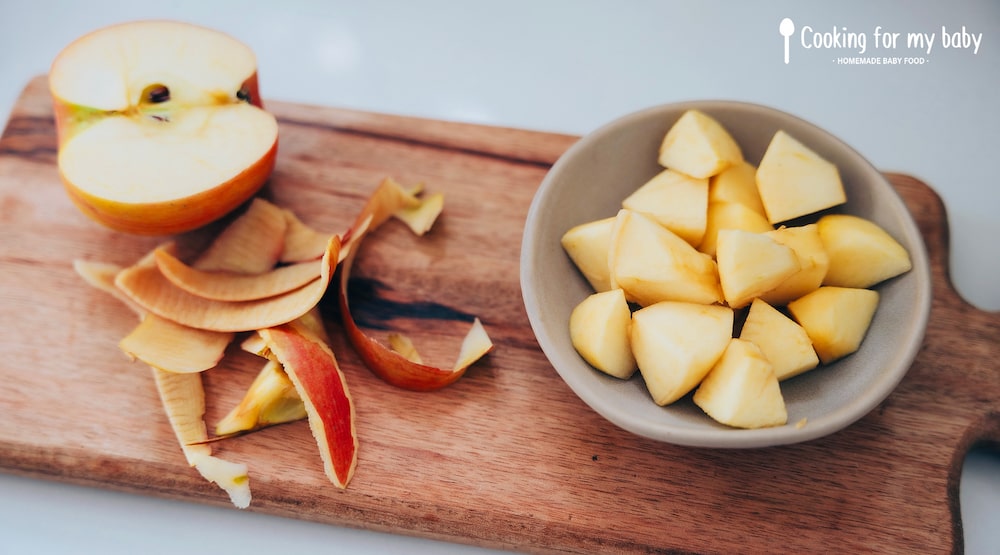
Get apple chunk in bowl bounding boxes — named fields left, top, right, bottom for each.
left=520, top=101, right=931, bottom=448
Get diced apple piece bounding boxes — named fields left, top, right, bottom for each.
left=609, top=209, right=723, bottom=307
left=693, top=338, right=787, bottom=429
left=698, top=201, right=774, bottom=258
left=739, top=299, right=819, bottom=381
left=817, top=214, right=912, bottom=288
left=759, top=224, right=830, bottom=306
left=561, top=217, right=615, bottom=292
left=569, top=289, right=638, bottom=379
left=658, top=109, right=743, bottom=179
left=709, top=160, right=766, bottom=216
left=630, top=301, right=734, bottom=405
left=755, top=130, right=846, bottom=224
left=715, top=229, right=800, bottom=308
left=336, top=185, right=493, bottom=390
left=622, top=169, right=709, bottom=247
left=787, top=286, right=879, bottom=364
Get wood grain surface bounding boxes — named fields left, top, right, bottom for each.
left=1, top=76, right=997, bottom=554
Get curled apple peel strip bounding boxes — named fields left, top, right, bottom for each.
left=114, top=236, right=341, bottom=332
left=338, top=178, right=494, bottom=391
left=156, top=246, right=323, bottom=302
left=120, top=314, right=234, bottom=374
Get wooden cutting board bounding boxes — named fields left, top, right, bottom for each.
left=1, top=75, right=997, bottom=554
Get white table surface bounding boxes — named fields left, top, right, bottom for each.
left=1, top=1, right=997, bottom=553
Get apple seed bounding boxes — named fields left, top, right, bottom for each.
left=143, top=84, right=170, bottom=103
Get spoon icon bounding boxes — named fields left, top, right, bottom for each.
left=779, top=18, right=795, bottom=64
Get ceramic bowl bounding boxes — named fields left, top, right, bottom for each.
left=520, top=101, right=931, bottom=448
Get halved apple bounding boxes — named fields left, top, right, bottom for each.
left=49, top=20, right=279, bottom=235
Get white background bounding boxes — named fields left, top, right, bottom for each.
left=1, top=1, right=997, bottom=553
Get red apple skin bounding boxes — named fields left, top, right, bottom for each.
left=337, top=254, right=473, bottom=392
left=341, top=309, right=470, bottom=392
left=60, top=139, right=277, bottom=236
left=259, top=324, right=358, bottom=489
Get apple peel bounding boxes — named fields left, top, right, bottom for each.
left=240, top=306, right=330, bottom=359
left=452, top=317, right=494, bottom=371
left=156, top=247, right=322, bottom=302
left=73, top=259, right=143, bottom=316
left=151, top=366, right=251, bottom=508
left=337, top=178, right=493, bottom=391
left=258, top=324, right=358, bottom=489
left=120, top=313, right=234, bottom=373
left=215, top=359, right=307, bottom=436
left=280, top=208, right=333, bottom=263
left=388, top=333, right=423, bottom=364
left=220, top=306, right=336, bottom=435
left=115, top=236, right=340, bottom=332
left=194, top=197, right=287, bottom=274
left=393, top=191, right=444, bottom=236
left=352, top=176, right=421, bottom=233
left=189, top=452, right=252, bottom=509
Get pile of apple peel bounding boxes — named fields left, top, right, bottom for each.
left=562, top=109, right=912, bottom=430
left=74, top=177, right=492, bottom=508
